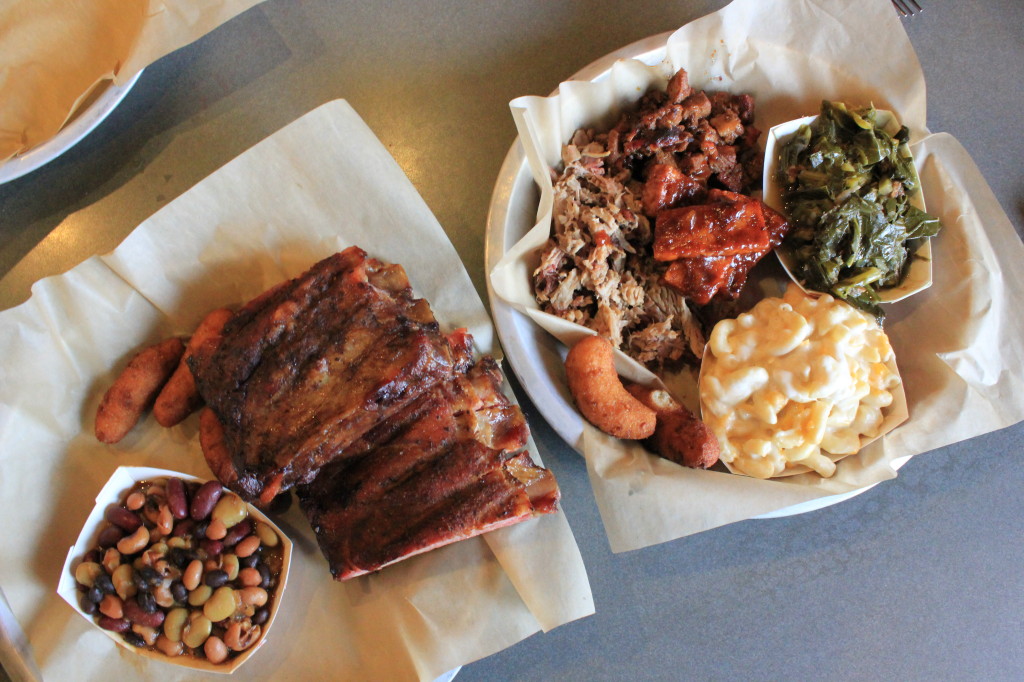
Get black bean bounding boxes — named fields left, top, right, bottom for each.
left=140, top=566, right=161, bottom=587
left=94, top=573, right=115, bottom=595
left=252, top=607, right=269, bottom=625
left=204, top=569, right=229, bottom=588
left=132, top=570, right=148, bottom=592
left=87, top=586, right=104, bottom=604
left=80, top=594, right=98, bottom=615
left=194, top=522, right=209, bottom=539
left=257, top=564, right=271, bottom=589
left=170, top=580, right=188, bottom=603
left=83, top=549, right=101, bottom=564
left=238, top=554, right=259, bottom=569
left=137, top=591, right=158, bottom=614
left=123, top=631, right=146, bottom=648
left=168, top=547, right=189, bottom=569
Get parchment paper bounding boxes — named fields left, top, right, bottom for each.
left=0, top=0, right=266, bottom=162
left=0, top=100, right=593, bottom=681
left=489, top=0, right=1024, bottom=552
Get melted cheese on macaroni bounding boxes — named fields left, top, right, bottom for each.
left=699, top=284, right=900, bottom=478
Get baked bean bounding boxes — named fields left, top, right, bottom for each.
left=190, top=481, right=223, bottom=521
left=126, top=492, right=146, bottom=511
left=211, top=494, right=247, bottom=529
left=181, top=613, right=212, bottom=649
left=204, top=635, right=230, bottom=664
left=221, top=554, right=240, bottom=581
left=132, top=624, right=159, bottom=647
left=182, top=560, right=203, bottom=591
left=238, top=587, right=267, bottom=608
left=105, top=506, right=142, bottom=533
left=238, top=568, right=262, bottom=588
left=165, top=477, right=189, bottom=519
left=255, top=522, right=279, bottom=548
left=206, top=519, right=227, bottom=541
left=112, top=564, right=137, bottom=601
left=101, top=548, right=121, bottom=575
left=99, top=594, right=123, bottom=619
left=156, top=634, right=183, bottom=657
left=234, top=536, right=260, bottom=558
left=224, top=621, right=260, bottom=652
left=155, top=505, right=174, bottom=536
left=163, top=608, right=189, bottom=642
left=188, top=585, right=213, bottom=607
left=153, top=584, right=174, bottom=609
left=203, top=586, right=236, bottom=623
left=117, top=526, right=149, bottom=555
left=74, top=562, right=104, bottom=588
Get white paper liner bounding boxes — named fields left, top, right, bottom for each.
left=488, top=0, right=1024, bottom=552
left=0, top=99, right=593, bottom=681
left=57, top=467, right=293, bottom=675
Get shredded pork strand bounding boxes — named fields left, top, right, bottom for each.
left=533, top=130, right=706, bottom=368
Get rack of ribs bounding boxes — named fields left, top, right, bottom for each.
left=189, top=247, right=558, bottom=579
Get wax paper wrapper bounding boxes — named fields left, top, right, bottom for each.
left=488, top=0, right=1024, bottom=552
left=0, top=0, right=266, bottom=163
left=0, top=100, right=593, bottom=681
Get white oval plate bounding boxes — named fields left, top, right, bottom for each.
left=484, top=34, right=907, bottom=520
left=0, top=70, right=144, bottom=184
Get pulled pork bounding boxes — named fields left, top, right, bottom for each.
left=533, top=68, right=763, bottom=368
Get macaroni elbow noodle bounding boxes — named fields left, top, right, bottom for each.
left=699, top=284, right=902, bottom=479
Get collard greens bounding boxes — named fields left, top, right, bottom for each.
left=778, top=101, right=942, bottom=318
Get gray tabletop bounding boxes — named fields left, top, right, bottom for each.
left=2, top=1, right=1022, bottom=680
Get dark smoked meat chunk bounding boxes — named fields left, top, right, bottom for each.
left=189, top=247, right=457, bottom=503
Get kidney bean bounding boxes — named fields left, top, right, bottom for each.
left=190, top=481, right=223, bottom=521
left=171, top=518, right=196, bottom=538
left=223, top=520, right=252, bottom=547
left=123, top=598, right=165, bottom=628
left=97, top=525, right=124, bottom=549
left=165, top=477, right=189, bottom=519
left=200, top=539, right=224, bottom=557
left=98, top=616, right=130, bottom=633
left=105, top=506, right=142, bottom=532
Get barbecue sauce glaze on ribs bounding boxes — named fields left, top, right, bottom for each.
left=189, top=247, right=558, bottom=579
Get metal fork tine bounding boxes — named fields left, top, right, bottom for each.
left=906, top=0, right=923, bottom=13
left=891, top=0, right=908, bottom=17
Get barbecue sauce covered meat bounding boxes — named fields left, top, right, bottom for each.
left=190, top=247, right=558, bottom=579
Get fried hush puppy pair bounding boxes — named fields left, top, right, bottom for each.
left=94, top=308, right=233, bottom=444
left=564, top=335, right=718, bottom=469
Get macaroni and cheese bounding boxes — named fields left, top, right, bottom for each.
left=699, top=284, right=902, bottom=478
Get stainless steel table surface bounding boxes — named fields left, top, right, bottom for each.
left=2, top=1, right=1022, bottom=680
